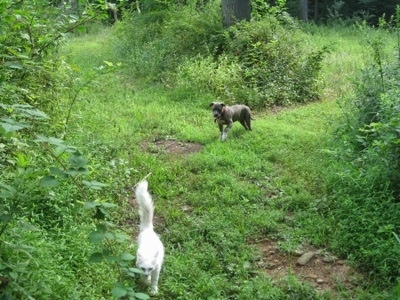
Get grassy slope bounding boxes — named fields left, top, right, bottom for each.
left=60, top=25, right=397, bottom=299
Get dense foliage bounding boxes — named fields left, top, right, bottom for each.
left=113, top=0, right=327, bottom=108
left=281, top=0, right=399, bottom=25
left=1, top=1, right=147, bottom=298
left=329, top=26, right=400, bottom=283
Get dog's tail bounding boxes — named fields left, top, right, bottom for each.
left=135, top=180, right=154, bottom=231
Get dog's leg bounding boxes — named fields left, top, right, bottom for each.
left=247, top=115, right=252, bottom=131
left=218, top=123, right=224, bottom=140
left=222, top=122, right=233, bottom=141
left=239, top=120, right=250, bottom=130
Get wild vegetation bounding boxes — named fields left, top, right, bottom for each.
left=1, top=0, right=399, bottom=299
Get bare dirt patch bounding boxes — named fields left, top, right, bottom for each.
left=257, top=240, right=363, bottom=295
left=141, top=138, right=203, bottom=156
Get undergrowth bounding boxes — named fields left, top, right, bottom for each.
left=328, top=23, right=400, bottom=285
left=112, top=0, right=327, bottom=108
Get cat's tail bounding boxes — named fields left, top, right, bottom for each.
left=135, top=180, right=154, bottom=231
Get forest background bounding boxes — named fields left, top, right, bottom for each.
left=1, top=0, right=400, bottom=299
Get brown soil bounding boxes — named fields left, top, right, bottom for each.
left=257, top=239, right=363, bottom=296
left=141, top=138, right=203, bottom=156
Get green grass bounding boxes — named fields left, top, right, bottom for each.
left=52, top=24, right=399, bottom=299
left=301, top=23, right=398, bottom=101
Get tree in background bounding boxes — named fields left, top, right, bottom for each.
left=222, top=0, right=251, bottom=26
left=299, top=0, right=308, bottom=20
left=267, top=0, right=398, bottom=24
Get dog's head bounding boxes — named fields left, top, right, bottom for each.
left=209, top=102, right=226, bottom=120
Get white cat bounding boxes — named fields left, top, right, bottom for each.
left=135, top=180, right=164, bottom=295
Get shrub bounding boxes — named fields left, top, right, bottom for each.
left=113, top=0, right=326, bottom=108
left=328, top=28, right=400, bottom=284
left=113, top=0, right=222, bottom=83
left=218, top=19, right=327, bottom=107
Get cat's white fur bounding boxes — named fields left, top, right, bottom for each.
left=135, top=180, right=164, bottom=295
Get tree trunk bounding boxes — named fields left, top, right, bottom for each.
left=221, top=0, right=251, bottom=27
left=314, top=0, right=319, bottom=20
left=299, top=0, right=308, bottom=21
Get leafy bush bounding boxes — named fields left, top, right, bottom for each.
left=328, top=28, right=400, bottom=284
left=0, top=0, right=88, bottom=111
left=174, top=54, right=249, bottom=103
left=113, top=0, right=326, bottom=108
left=216, top=19, right=327, bottom=107
left=113, top=0, right=222, bottom=83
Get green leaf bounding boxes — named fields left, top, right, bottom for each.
left=126, top=267, right=142, bottom=277
left=49, top=167, right=69, bottom=179
left=0, top=183, right=17, bottom=198
left=112, top=286, right=127, bottom=298
left=39, top=175, right=60, bottom=187
left=89, top=252, right=103, bottom=263
left=35, top=135, right=65, bottom=147
left=118, top=260, right=129, bottom=267
left=0, top=214, right=12, bottom=222
left=17, top=106, right=49, bottom=120
left=99, top=206, right=110, bottom=216
left=104, top=232, right=115, bottom=240
left=128, top=267, right=142, bottom=274
left=64, top=167, right=89, bottom=175
left=115, top=233, right=130, bottom=243
left=18, top=221, right=40, bottom=231
left=0, top=126, right=9, bottom=138
left=82, top=180, right=108, bottom=190
left=4, top=62, right=23, bottom=69
left=69, top=151, right=88, bottom=168
left=121, top=253, right=135, bottom=261
left=96, top=223, right=107, bottom=233
left=393, top=232, right=400, bottom=244
left=105, top=255, right=120, bottom=262
left=9, top=272, right=18, bottom=280
left=102, top=247, right=111, bottom=256
left=15, top=152, right=29, bottom=167
left=56, top=144, right=78, bottom=154
left=36, top=135, right=76, bottom=153
left=0, top=118, right=31, bottom=133
left=83, top=201, right=99, bottom=209
left=101, top=202, right=117, bottom=208
left=88, top=231, right=105, bottom=244
left=125, top=271, right=137, bottom=278
left=134, top=292, right=150, bottom=299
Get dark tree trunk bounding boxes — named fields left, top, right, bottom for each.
left=299, top=0, right=308, bottom=21
left=221, top=0, right=251, bottom=27
left=314, top=0, right=319, bottom=20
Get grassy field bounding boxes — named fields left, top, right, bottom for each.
left=57, top=24, right=398, bottom=299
